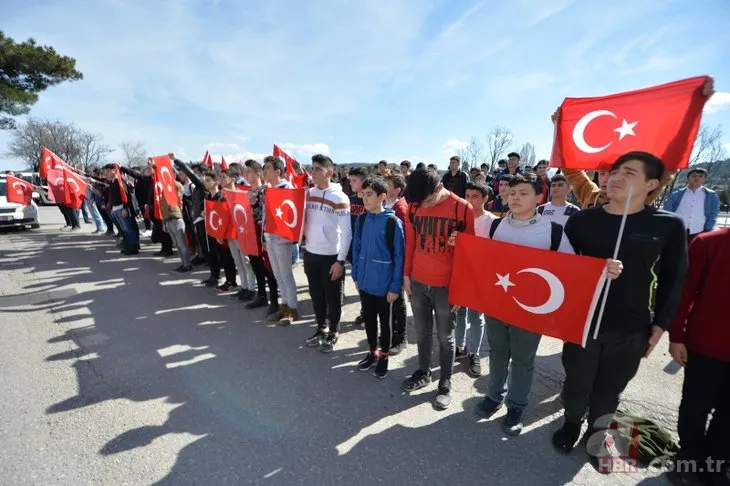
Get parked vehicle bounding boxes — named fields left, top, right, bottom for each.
left=0, top=175, right=40, bottom=229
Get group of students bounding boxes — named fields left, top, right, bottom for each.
left=55, top=146, right=727, bottom=484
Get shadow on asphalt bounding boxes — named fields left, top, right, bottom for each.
left=0, top=226, right=599, bottom=485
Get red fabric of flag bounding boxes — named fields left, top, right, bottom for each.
left=6, top=175, right=34, bottom=205
left=45, top=168, right=65, bottom=203
left=62, top=168, right=89, bottom=209
left=273, top=144, right=304, bottom=188
left=202, top=151, right=214, bottom=168
left=113, top=163, right=129, bottom=204
left=551, top=76, right=709, bottom=171
left=205, top=199, right=234, bottom=240
left=39, top=148, right=65, bottom=180
left=220, top=156, right=228, bottom=171
left=224, top=189, right=259, bottom=256
left=264, top=187, right=305, bottom=243
left=449, top=234, right=607, bottom=346
left=151, top=155, right=179, bottom=206
left=152, top=173, right=163, bottom=220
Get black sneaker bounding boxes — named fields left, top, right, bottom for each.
left=374, top=356, right=388, bottom=379
left=173, top=265, right=191, bottom=273
left=305, top=329, right=327, bottom=347
left=154, top=250, right=174, bottom=257
left=217, top=282, right=236, bottom=292
left=320, top=333, right=338, bottom=353
left=191, top=256, right=206, bottom=266
left=475, top=397, right=503, bottom=419
left=245, top=296, right=268, bottom=309
left=552, top=420, right=582, bottom=454
left=433, top=381, right=452, bottom=410
left=401, top=370, right=432, bottom=392
left=503, top=408, right=524, bottom=436
left=389, top=340, right=407, bottom=356
left=202, top=277, right=219, bottom=287
left=354, top=313, right=365, bottom=325
left=236, top=289, right=256, bottom=301
left=266, top=302, right=279, bottom=316
left=455, top=347, right=468, bottom=361
left=467, top=354, right=482, bottom=377
left=357, top=352, right=377, bottom=371
left=104, top=230, right=115, bottom=236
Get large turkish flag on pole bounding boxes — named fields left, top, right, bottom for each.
left=224, top=189, right=259, bottom=256
left=551, top=76, right=709, bottom=171
left=6, top=175, right=34, bottom=205
left=449, top=234, right=607, bottom=347
left=151, top=155, right=180, bottom=206
left=264, top=187, right=305, bottom=243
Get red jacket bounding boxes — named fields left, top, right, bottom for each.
left=669, top=228, right=730, bottom=362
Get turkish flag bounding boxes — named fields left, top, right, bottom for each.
left=151, top=155, right=179, bottom=206
left=551, top=76, right=709, bottom=171
left=273, top=144, right=308, bottom=189
left=39, top=147, right=66, bottom=179
left=202, top=151, right=214, bottom=168
left=224, top=189, right=259, bottom=256
left=6, top=175, right=34, bottom=205
left=112, top=163, right=129, bottom=204
left=62, top=168, right=89, bottom=209
left=151, top=173, right=163, bottom=220
left=449, top=234, right=607, bottom=347
left=264, top=187, right=305, bottom=243
left=45, top=168, right=65, bottom=203
left=220, top=156, right=228, bottom=171
left=205, top=199, right=234, bottom=240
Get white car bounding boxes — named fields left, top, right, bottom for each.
left=0, top=176, right=40, bottom=229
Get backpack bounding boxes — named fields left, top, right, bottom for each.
left=357, top=213, right=399, bottom=257
left=537, top=204, right=580, bottom=217
left=489, top=218, right=564, bottom=252
left=407, top=198, right=469, bottom=232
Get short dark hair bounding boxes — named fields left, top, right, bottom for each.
left=202, top=170, right=218, bottom=181
left=551, top=173, right=567, bottom=184
left=406, top=167, right=440, bottom=204
left=311, top=154, right=334, bottom=168
left=102, top=163, right=116, bottom=170
left=400, top=160, right=411, bottom=169
left=480, top=163, right=489, bottom=169
left=687, top=167, right=708, bottom=177
left=386, top=173, right=406, bottom=193
left=427, top=163, right=438, bottom=170
left=263, top=155, right=285, bottom=175
left=348, top=166, right=368, bottom=180
left=611, top=151, right=665, bottom=182
left=508, top=173, right=543, bottom=195
left=536, top=159, right=549, bottom=167
left=361, top=176, right=388, bottom=196
left=498, top=174, right=514, bottom=183
left=244, top=159, right=263, bottom=173
left=378, top=160, right=388, bottom=167
left=497, top=159, right=507, bottom=166
left=190, top=163, right=203, bottom=173
left=466, top=181, right=489, bottom=198
left=415, top=162, right=426, bottom=169
left=450, top=155, right=460, bottom=162
left=507, top=152, right=520, bottom=160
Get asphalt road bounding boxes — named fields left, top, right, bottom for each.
left=0, top=206, right=684, bottom=485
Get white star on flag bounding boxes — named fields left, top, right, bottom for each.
left=614, top=119, right=638, bottom=140
left=495, top=273, right=515, bottom=292
left=275, top=207, right=283, bottom=219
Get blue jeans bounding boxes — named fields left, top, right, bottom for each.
left=411, top=280, right=456, bottom=386
left=455, top=307, right=485, bottom=356
left=292, top=243, right=300, bottom=264
left=485, top=316, right=542, bottom=411
left=113, top=208, right=139, bottom=246
left=85, top=189, right=105, bottom=231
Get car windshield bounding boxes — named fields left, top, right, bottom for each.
left=0, top=181, right=7, bottom=197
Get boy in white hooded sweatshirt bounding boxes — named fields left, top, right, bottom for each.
left=303, top=154, right=352, bottom=353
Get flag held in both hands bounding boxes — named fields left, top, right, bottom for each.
left=264, top=187, right=306, bottom=243
left=224, top=189, right=259, bottom=256
left=151, top=155, right=180, bottom=206
left=6, top=175, right=34, bottom=206
left=449, top=234, right=607, bottom=347
left=551, top=76, right=709, bottom=171
left=205, top=199, right=235, bottom=240
left=62, top=168, right=89, bottom=210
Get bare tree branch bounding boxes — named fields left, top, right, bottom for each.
left=486, top=125, right=513, bottom=170
left=518, top=142, right=536, bottom=168
left=457, top=136, right=485, bottom=170
left=120, top=140, right=147, bottom=167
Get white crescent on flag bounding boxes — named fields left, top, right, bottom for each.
left=208, top=210, right=221, bottom=231
left=11, top=181, right=26, bottom=195
left=154, top=181, right=163, bottom=201
left=572, top=110, right=617, bottom=154
left=160, top=165, right=174, bottom=192
left=232, top=204, right=248, bottom=234
left=495, top=268, right=565, bottom=315
left=275, top=199, right=298, bottom=228
left=67, top=178, right=81, bottom=193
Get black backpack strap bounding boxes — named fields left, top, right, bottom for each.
left=454, top=199, right=468, bottom=232
left=537, top=205, right=545, bottom=215
left=549, top=222, right=563, bottom=251
left=489, top=218, right=503, bottom=239
left=386, top=215, right=397, bottom=256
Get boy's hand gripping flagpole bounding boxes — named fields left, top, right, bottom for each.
left=592, top=185, right=633, bottom=340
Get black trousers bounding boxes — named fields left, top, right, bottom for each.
left=360, top=291, right=393, bottom=353
left=562, top=331, right=646, bottom=427
left=152, top=218, right=173, bottom=252
left=677, top=351, right=730, bottom=472
left=250, top=255, right=278, bottom=303
left=195, top=220, right=211, bottom=261
left=209, top=237, right=236, bottom=283
left=58, top=204, right=80, bottom=228
left=303, top=251, right=344, bottom=332
left=98, top=203, right=114, bottom=233
left=392, top=296, right=407, bottom=345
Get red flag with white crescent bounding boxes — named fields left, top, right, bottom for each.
left=273, top=144, right=307, bottom=189
left=205, top=199, right=234, bottom=240
left=151, top=155, right=180, bottom=206
left=62, top=167, right=89, bottom=209
left=224, top=189, right=259, bottom=256
left=551, top=76, right=709, bottom=170
left=6, top=175, right=34, bottom=206
left=264, top=187, right=306, bottom=243
left=39, top=148, right=66, bottom=180
left=45, top=168, right=65, bottom=203
left=151, top=172, right=163, bottom=220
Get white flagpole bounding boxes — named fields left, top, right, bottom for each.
left=592, top=185, right=633, bottom=340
